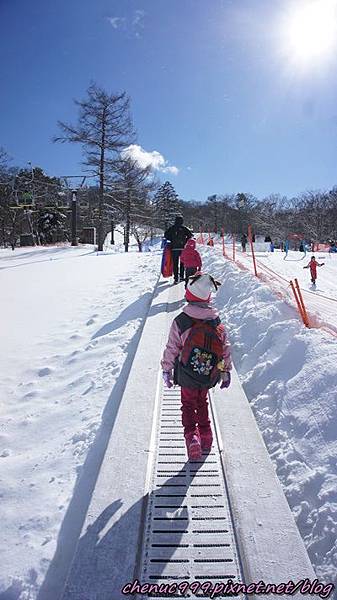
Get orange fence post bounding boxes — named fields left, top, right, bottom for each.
left=200, top=228, right=204, bottom=244
left=295, top=278, right=310, bottom=327
left=232, top=234, right=236, bottom=261
left=248, top=224, right=258, bottom=277
left=290, top=280, right=306, bottom=325
left=290, top=280, right=309, bottom=327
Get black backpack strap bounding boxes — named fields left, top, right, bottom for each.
left=175, top=313, right=221, bottom=333
left=175, top=312, right=195, bottom=334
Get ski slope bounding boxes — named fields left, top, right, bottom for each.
left=231, top=247, right=337, bottom=335
left=1, top=241, right=337, bottom=598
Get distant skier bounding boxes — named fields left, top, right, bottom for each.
left=161, top=273, right=232, bottom=460
left=300, top=241, right=308, bottom=256
left=241, top=233, right=247, bottom=252
left=164, top=216, right=192, bottom=284
left=180, top=238, right=202, bottom=288
left=303, top=256, right=325, bottom=285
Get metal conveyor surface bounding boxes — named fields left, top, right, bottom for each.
left=138, top=385, right=245, bottom=598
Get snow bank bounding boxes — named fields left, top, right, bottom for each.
left=104, top=229, right=163, bottom=253
left=238, top=248, right=337, bottom=333
left=0, top=245, right=160, bottom=598
left=201, top=245, right=337, bottom=585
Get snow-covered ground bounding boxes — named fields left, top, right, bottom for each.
left=1, top=237, right=337, bottom=597
left=201, top=243, right=337, bottom=585
left=0, top=242, right=161, bottom=598
left=233, top=246, right=337, bottom=334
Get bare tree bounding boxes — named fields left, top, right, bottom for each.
left=0, top=148, right=17, bottom=247
left=296, top=191, right=330, bottom=242
left=106, top=157, right=153, bottom=251
left=53, top=83, right=134, bottom=250
left=327, top=188, right=337, bottom=240
left=0, top=147, right=11, bottom=172
left=131, top=223, right=151, bottom=252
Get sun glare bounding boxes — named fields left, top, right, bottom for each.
left=282, top=0, right=337, bottom=65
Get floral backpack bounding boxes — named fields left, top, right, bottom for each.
left=174, top=313, right=224, bottom=389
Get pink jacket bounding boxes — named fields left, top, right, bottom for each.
left=180, top=239, right=202, bottom=269
left=161, top=303, right=232, bottom=373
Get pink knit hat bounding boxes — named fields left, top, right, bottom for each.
left=185, top=272, right=221, bottom=302
left=185, top=239, right=196, bottom=249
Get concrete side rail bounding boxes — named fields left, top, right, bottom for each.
left=61, top=279, right=175, bottom=600
left=212, top=373, right=316, bottom=598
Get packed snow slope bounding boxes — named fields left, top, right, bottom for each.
left=0, top=243, right=160, bottom=599
left=236, top=247, right=337, bottom=333
left=201, top=244, right=337, bottom=586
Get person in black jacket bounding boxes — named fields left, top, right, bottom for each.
left=164, top=216, right=193, bottom=283
left=241, top=233, right=247, bottom=252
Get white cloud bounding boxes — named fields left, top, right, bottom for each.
left=122, top=144, right=179, bottom=175
left=107, top=10, right=145, bottom=37
left=133, top=9, right=145, bottom=28
left=163, top=165, right=179, bottom=175
left=132, top=10, right=145, bottom=37
left=107, top=16, right=126, bottom=29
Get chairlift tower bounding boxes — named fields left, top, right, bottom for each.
left=61, top=175, right=87, bottom=246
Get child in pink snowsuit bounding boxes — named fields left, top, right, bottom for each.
left=161, top=273, right=232, bottom=460
left=180, top=239, right=202, bottom=288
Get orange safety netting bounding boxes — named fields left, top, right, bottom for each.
left=197, top=234, right=337, bottom=339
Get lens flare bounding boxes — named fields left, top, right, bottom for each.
left=282, top=0, right=337, bottom=65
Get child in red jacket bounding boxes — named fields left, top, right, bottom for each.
left=180, top=239, right=202, bottom=288
left=303, top=256, right=325, bottom=285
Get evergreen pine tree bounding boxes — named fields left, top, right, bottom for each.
left=37, top=207, right=67, bottom=244
left=153, top=181, right=181, bottom=230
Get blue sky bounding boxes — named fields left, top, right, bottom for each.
left=1, top=0, right=337, bottom=201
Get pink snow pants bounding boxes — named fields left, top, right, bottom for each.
left=181, top=387, right=210, bottom=436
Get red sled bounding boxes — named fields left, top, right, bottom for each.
left=161, top=242, right=173, bottom=277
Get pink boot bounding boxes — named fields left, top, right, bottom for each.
left=185, top=431, right=202, bottom=460
left=200, top=428, right=213, bottom=451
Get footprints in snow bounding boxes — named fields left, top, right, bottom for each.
left=86, top=313, right=98, bottom=326
left=69, top=333, right=82, bottom=340
left=22, top=390, right=40, bottom=400
left=0, top=448, right=11, bottom=458
left=12, top=286, right=144, bottom=455
left=70, top=421, right=99, bottom=458
left=38, top=366, right=54, bottom=377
